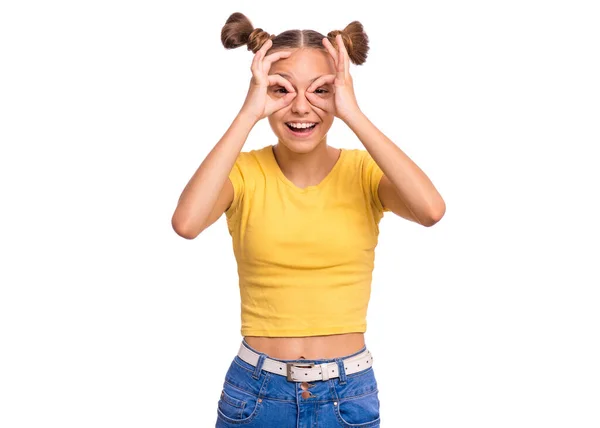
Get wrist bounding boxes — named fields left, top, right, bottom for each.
left=341, top=108, right=365, bottom=126
left=236, top=111, right=260, bottom=128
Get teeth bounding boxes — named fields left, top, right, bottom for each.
left=288, top=122, right=316, bottom=129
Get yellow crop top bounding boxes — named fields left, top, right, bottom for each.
left=225, top=145, right=390, bottom=337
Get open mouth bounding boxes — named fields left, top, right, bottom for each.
left=285, top=122, right=318, bottom=136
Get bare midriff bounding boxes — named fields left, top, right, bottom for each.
left=244, top=332, right=366, bottom=360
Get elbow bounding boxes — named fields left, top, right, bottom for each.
left=171, top=214, right=203, bottom=240
left=422, top=199, right=446, bottom=227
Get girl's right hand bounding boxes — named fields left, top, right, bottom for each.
left=238, top=39, right=297, bottom=123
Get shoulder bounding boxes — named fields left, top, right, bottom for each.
left=231, top=147, right=268, bottom=177
left=340, top=148, right=378, bottom=175
left=229, top=146, right=273, bottom=188
left=342, top=148, right=373, bottom=163
left=236, top=145, right=271, bottom=166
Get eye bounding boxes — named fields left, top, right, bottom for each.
left=314, top=88, right=328, bottom=94
left=274, top=87, right=289, bottom=94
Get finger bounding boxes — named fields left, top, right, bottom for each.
left=268, top=74, right=295, bottom=94
left=251, top=41, right=272, bottom=83
left=256, top=39, right=273, bottom=74
left=336, top=35, right=345, bottom=79
left=252, top=39, right=271, bottom=71
left=306, top=74, right=335, bottom=93
left=337, top=34, right=350, bottom=77
left=322, top=37, right=339, bottom=65
left=259, top=38, right=273, bottom=56
left=262, top=51, right=292, bottom=74
left=305, top=91, right=331, bottom=112
left=272, top=91, right=297, bottom=112
left=251, top=49, right=260, bottom=74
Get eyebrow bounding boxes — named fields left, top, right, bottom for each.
left=276, top=73, right=324, bottom=84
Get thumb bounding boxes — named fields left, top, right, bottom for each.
left=305, top=92, right=329, bottom=112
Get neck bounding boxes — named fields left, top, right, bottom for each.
left=272, top=139, right=340, bottom=187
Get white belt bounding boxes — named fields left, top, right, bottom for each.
left=237, top=342, right=374, bottom=382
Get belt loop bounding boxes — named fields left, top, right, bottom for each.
left=252, top=353, right=266, bottom=379
left=335, top=358, right=347, bottom=385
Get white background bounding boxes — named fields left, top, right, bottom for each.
left=1, top=0, right=599, bottom=427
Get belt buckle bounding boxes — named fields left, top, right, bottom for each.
left=286, top=362, right=314, bottom=382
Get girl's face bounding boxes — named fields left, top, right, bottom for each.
left=267, top=48, right=336, bottom=153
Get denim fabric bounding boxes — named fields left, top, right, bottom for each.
left=215, top=339, right=380, bottom=427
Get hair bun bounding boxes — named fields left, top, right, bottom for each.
left=327, top=21, right=369, bottom=65
left=221, top=12, right=272, bottom=53
left=247, top=28, right=273, bottom=53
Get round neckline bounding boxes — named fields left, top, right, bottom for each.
left=267, top=145, right=345, bottom=193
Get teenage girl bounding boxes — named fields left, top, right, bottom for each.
left=172, top=12, right=445, bottom=427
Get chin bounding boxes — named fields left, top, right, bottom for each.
left=278, top=138, right=321, bottom=154
left=278, top=128, right=326, bottom=149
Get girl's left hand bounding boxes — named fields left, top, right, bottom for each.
left=305, top=34, right=362, bottom=124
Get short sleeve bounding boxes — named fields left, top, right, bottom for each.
left=361, top=150, right=391, bottom=213
left=225, top=152, right=246, bottom=219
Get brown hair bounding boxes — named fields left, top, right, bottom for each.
left=220, top=12, right=369, bottom=65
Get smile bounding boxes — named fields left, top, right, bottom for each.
left=285, top=122, right=318, bottom=137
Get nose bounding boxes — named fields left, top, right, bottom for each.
left=290, top=90, right=311, bottom=115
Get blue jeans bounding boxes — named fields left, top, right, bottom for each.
left=215, top=339, right=381, bottom=427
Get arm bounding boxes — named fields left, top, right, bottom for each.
left=347, top=111, right=446, bottom=227
left=171, top=39, right=297, bottom=239
left=304, top=35, right=445, bottom=226
left=171, top=113, right=256, bottom=239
